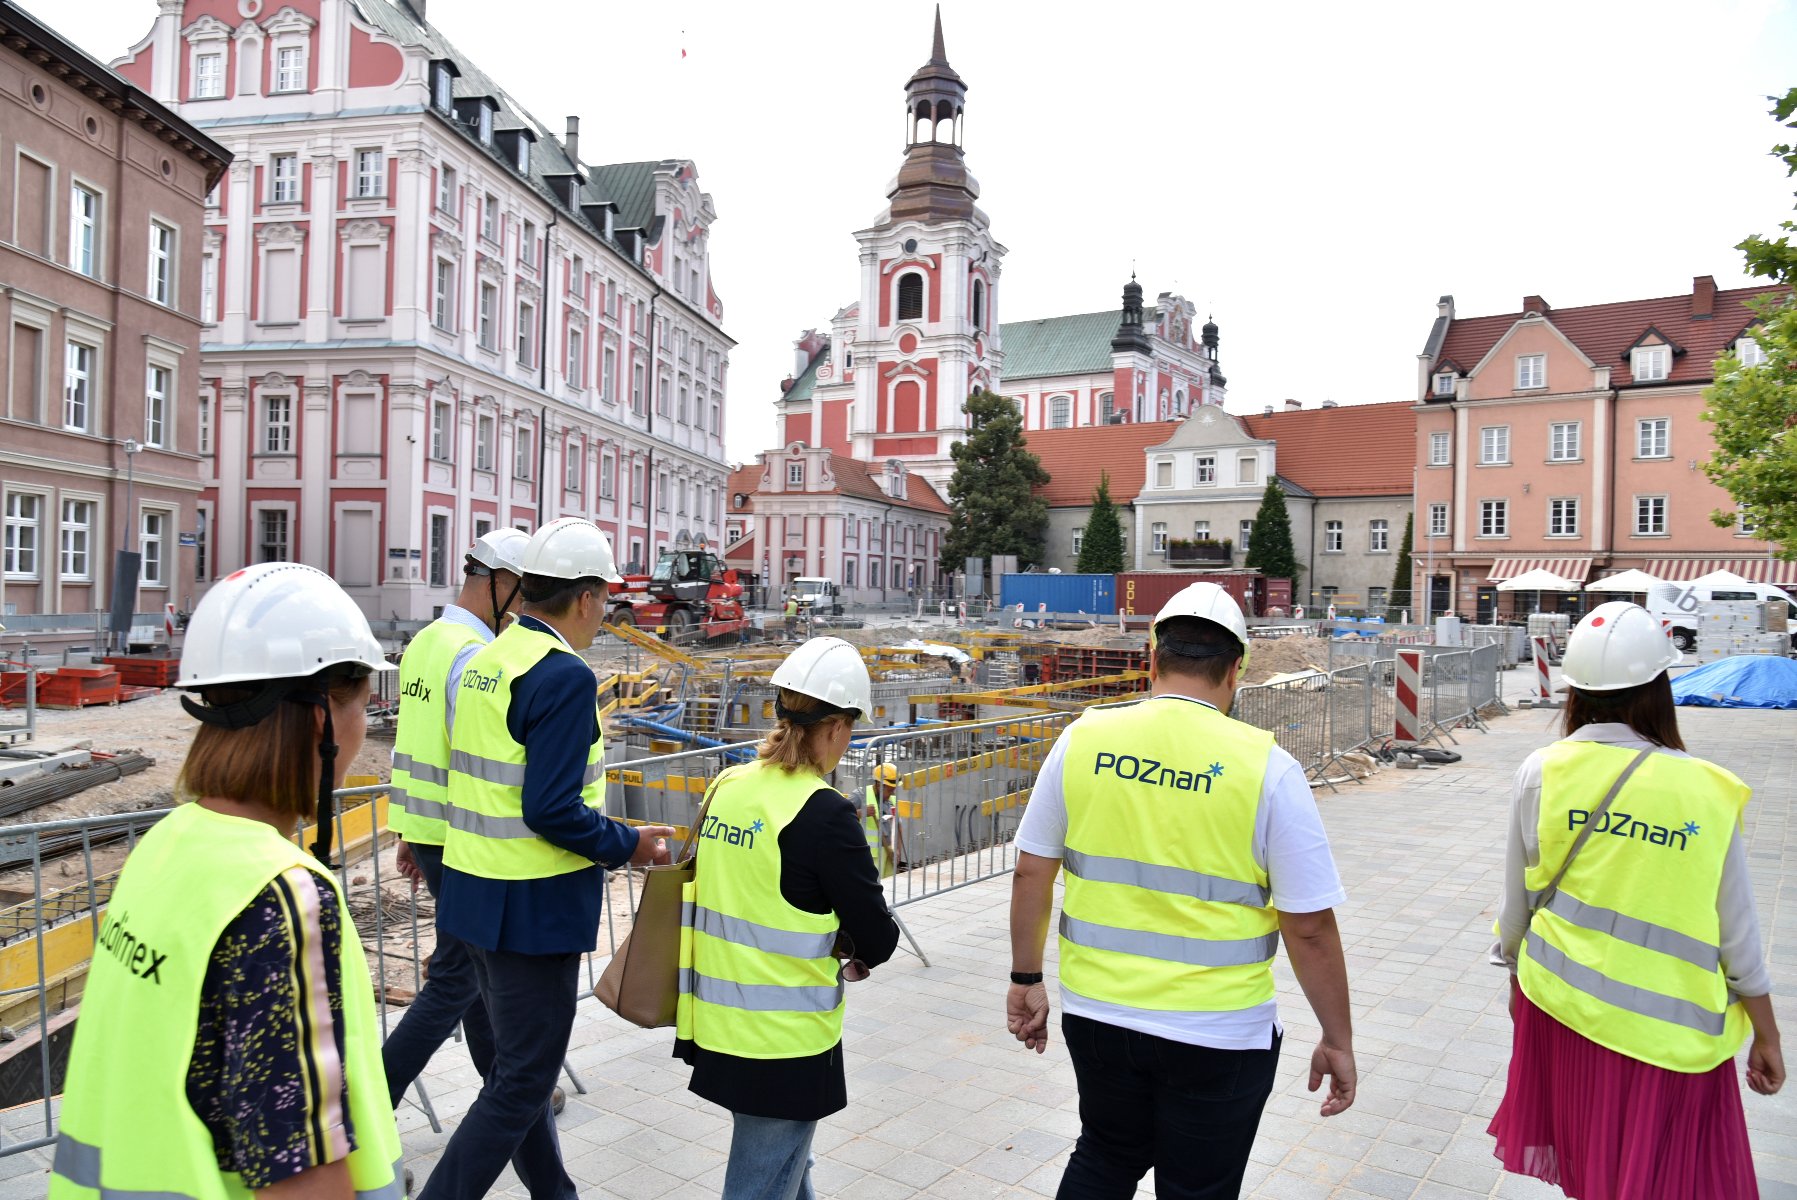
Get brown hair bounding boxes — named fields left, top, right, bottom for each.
left=1151, top=615, right=1242, bottom=687
left=758, top=687, right=851, bottom=774
left=521, top=573, right=605, bottom=616
left=1562, top=672, right=1685, bottom=751
left=177, top=670, right=369, bottom=819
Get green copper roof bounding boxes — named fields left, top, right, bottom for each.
left=784, top=352, right=823, bottom=402
left=999, top=306, right=1157, bottom=380
left=587, top=162, right=659, bottom=233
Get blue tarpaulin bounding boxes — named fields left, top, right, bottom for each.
left=1671, top=656, right=1797, bottom=709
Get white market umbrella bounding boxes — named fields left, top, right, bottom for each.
left=1496, top=568, right=1583, bottom=592
left=1586, top=568, right=1665, bottom=593
left=1690, top=568, right=1763, bottom=592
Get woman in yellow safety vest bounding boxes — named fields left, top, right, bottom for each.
left=1490, top=602, right=1783, bottom=1200
left=675, top=636, right=900, bottom=1200
left=51, top=563, right=403, bottom=1200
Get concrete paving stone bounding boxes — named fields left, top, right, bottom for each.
left=1424, top=1155, right=1500, bottom=1193
left=1256, top=1168, right=1340, bottom=1200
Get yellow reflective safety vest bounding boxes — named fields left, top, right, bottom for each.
left=1519, top=740, right=1752, bottom=1072
left=443, top=620, right=604, bottom=881
left=390, top=615, right=488, bottom=845
left=862, top=785, right=894, bottom=878
left=676, top=760, right=844, bottom=1059
left=50, top=803, right=402, bottom=1200
left=1058, top=696, right=1279, bottom=1015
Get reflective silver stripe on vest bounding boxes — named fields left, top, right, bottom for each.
left=392, top=752, right=450, bottom=786
left=449, top=749, right=528, bottom=787
left=583, top=761, right=605, bottom=786
left=397, top=792, right=449, bottom=822
left=1524, top=931, right=1728, bottom=1036
left=690, top=904, right=837, bottom=960
left=1060, top=912, right=1278, bottom=968
left=1540, top=892, right=1721, bottom=974
left=53, top=1136, right=403, bottom=1200
left=1064, top=848, right=1270, bottom=909
left=678, top=968, right=844, bottom=1013
left=445, top=806, right=536, bottom=840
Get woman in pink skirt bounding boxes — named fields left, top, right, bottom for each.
left=1489, top=602, right=1784, bottom=1199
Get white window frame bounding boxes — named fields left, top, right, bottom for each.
left=565, top=442, right=583, bottom=492
left=1151, top=522, right=1168, bottom=553
left=255, top=507, right=291, bottom=562
left=1479, top=425, right=1509, bottom=465
left=1369, top=519, right=1388, bottom=553
left=600, top=454, right=615, bottom=500
left=513, top=423, right=534, bottom=479
left=475, top=413, right=495, bottom=471
left=787, top=463, right=804, bottom=487
left=1548, top=421, right=1580, bottom=462
left=261, top=393, right=293, bottom=454
left=198, top=392, right=213, bottom=455
left=148, top=220, right=175, bottom=306
left=63, top=339, right=96, bottom=431
left=69, top=182, right=100, bottom=277
left=1634, top=495, right=1668, bottom=537
left=193, top=50, right=224, bottom=98
left=1736, top=336, right=1765, bottom=367
left=1631, top=345, right=1668, bottom=382
left=1238, top=519, right=1253, bottom=553
left=273, top=44, right=306, bottom=93
left=1324, top=520, right=1343, bottom=553
left=1429, top=431, right=1451, bottom=466
left=1237, top=456, right=1257, bottom=485
left=59, top=496, right=94, bottom=582
left=1194, top=454, right=1215, bottom=484
left=3, top=492, right=44, bottom=580
left=1637, top=417, right=1669, bottom=459
left=1479, top=499, right=1508, bottom=538
left=1549, top=497, right=1579, bottom=538
left=436, top=164, right=456, bottom=215
left=1154, top=459, right=1172, bottom=489
left=1428, top=502, right=1449, bottom=537
left=139, top=510, right=168, bottom=587
left=433, top=258, right=455, bottom=331
left=200, top=248, right=218, bottom=324
left=477, top=282, right=498, bottom=351
left=601, top=346, right=616, bottom=405
left=144, top=363, right=171, bottom=448
left=517, top=301, right=536, bottom=366
left=481, top=193, right=497, bottom=243
left=1432, top=371, right=1455, bottom=396
left=430, top=400, right=453, bottom=461
left=1737, top=509, right=1757, bottom=536
left=353, top=149, right=383, bottom=199
left=1515, top=354, right=1545, bottom=390
left=1193, top=521, right=1210, bottom=540
left=1050, top=395, right=1072, bottom=429
left=269, top=154, right=299, bottom=204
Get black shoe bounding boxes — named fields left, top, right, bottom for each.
left=551, top=1086, right=566, bottom=1115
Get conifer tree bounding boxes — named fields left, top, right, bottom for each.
left=940, top=390, right=1051, bottom=574
left=1387, top=511, right=1415, bottom=619
left=1077, top=473, right=1125, bottom=573
left=1244, top=478, right=1301, bottom=586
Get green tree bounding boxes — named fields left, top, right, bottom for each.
left=1244, top=478, right=1301, bottom=586
left=1387, top=511, right=1415, bottom=620
left=1077, top=472, right=1126, bottom=573
left=940, top=390, right=1051, bottom=574
left=1702, top=86, right=1797, bottom=557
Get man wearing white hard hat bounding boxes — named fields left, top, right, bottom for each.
left=383, top=528, right=530, bottom=1111
left=1006, top=580, right=1357, bottom=1197
left=427, top=519, right=675, bottom=1200
left=1489, top=602, right=1782, bottom=1192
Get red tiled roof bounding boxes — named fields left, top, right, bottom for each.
left=1239, top=402, right=1416, bottom=497
left=726, top=463, right=761, bottom=511
left=1024, top=421, right=1181, bottom=506
left=1436, top=282, right=1789, bottom=389
left=824, top=454, right=951, bottom=514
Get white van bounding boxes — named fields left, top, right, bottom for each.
left=1648, top=575, right=1796, bottom=652
left=789, top=577, right=843, bottom=615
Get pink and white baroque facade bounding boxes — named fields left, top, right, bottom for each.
left=113, top=0, right=733, bottom=618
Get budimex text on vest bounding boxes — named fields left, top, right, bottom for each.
left=1091, top=752, right=1223, bottom=794
left=1568, top=808, right=1699, bottom=851
left=96, top=909, right=167, bottom=984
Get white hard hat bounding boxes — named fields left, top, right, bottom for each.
left=520, top=517, right=623, bottom=584
left=1151, top=582, right=1252, bottom=670
left=1561, top=601, right=1679, bottom=691
left=771, top=636, right=872, bottom=720
left=466, top=527, right=529, bottom=576
left=180, top=562, right=392, bottom=689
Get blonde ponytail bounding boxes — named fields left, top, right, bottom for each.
left=758, top=687, right=847, bottom=774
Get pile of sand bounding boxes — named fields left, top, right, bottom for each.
left=1242, top=635, right=1331, bottom=684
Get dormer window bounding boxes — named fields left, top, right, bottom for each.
left=787, top=463, right=804, bottom=487
left=431, top=61, right=456, bottom=113
left=517, top=136, right=531, bottom=173
left=1632, top=346, right=1668, bottom=382
left=478, top=105, right=493, bottom=144
left=1737, top=335, right=1765, bottom=367
left=1433, top=371, right=1456, bottom=396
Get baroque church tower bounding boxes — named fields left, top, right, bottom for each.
left=777, top=9, right=1006, bottom=489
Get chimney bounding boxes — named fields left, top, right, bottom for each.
left=1692, top=275, right=1716, bottom=320
left=780, top=376, right=795, bottom=394
left=1321, top=400, right=1339, bottom=409
left=1262, top=405, right=1274, bottom=416
left=794, top=341, right=811, bottom=375
left=564, top=116, right=580, bottom=170
left=1283, top=399, right=1301, bottom=411
left=406, top=0, right=427, bottom=22
left=1522, top=295, right=1550, bottom=317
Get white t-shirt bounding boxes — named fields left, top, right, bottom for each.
left=1015, top=693, right=1346, bottom=1050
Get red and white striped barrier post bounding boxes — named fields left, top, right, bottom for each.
left=1530, top=636, right=1558, bottom=706
left=1394, top=647, right=1423, bottom=743
left=163, top=603, right=177, bottom=642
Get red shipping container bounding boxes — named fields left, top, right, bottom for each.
left=1265, top=578, right=1293, bottom=613
left=1116, top=571, right=1266, bottom=620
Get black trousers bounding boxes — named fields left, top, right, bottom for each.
left=1058, top=1012, right=1280, bottom=1200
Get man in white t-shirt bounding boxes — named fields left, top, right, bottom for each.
left=1006, top=582, right=1356, bottom=1197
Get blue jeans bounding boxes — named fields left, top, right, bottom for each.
left=416, top=946, right=579, bottom=1200
left=381, top=842, right=495, bottom=1108
left=1057, top=1013, right=1280, bottom=1200
left=723, top=1113, right=817, bottom=1200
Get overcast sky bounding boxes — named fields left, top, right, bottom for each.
left=36, top=0, right=1797, bottom=463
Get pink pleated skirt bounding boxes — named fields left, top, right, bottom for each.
left=1488, top=982, right=1758, bottom=1200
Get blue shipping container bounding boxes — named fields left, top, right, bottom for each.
left=999, top=573, right=1117, bottom=615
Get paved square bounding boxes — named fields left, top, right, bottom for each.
left=4, top=672, right=1792, bottom=1198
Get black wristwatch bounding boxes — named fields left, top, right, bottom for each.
left=1010, top=971, right=1044, bottom=985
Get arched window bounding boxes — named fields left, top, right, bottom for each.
left=1099, top=391, right=1115, bottom=422
left=1050, top=395, right=1071, bottom=429
left=971, top=279, right=984, bottom=330
left=897, top=273, right=924, bottom=321
left=1174, top=389, right=1186, bottom=415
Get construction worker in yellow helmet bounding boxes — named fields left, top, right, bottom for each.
left=864, top=762, right=907, bottom=876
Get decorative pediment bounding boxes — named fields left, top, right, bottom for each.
left=339, top=218, right=388, bottom=242
left=1620, top=326, right=1685, bottom=360
left=882, top=359, right=933, bottom=381
left=477, top=255, right=505, bottom=281
left=343, top=369, right=376, bottom=389
left=262, top=6, right=316, bottom=36
left=259, top=371, right=293, bottom=390
left=233, top=19, right=263, bottom=41
left=256, top=221, right=304, bottom=246
left=515, top=278, right=540, bottom=303
left=182, top=14, right=232, bottom=42
left=432, top=230, right=463, bottom=259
